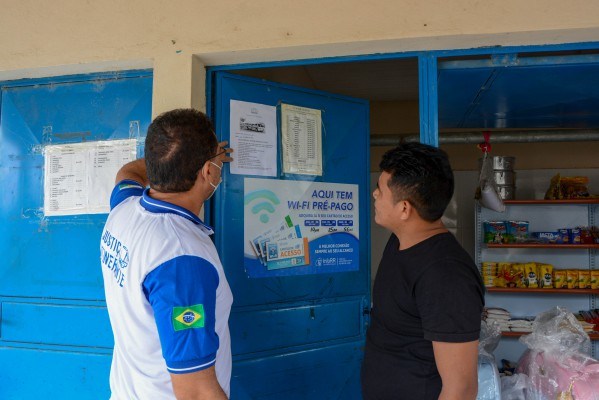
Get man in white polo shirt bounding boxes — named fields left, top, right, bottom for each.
left=100, top=109, right=234, bottom=399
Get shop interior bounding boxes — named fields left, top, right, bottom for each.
left=228, top=49, right=599, bottom=375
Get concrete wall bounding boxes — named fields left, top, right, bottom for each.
left=3, top=0, right=599, bottom=115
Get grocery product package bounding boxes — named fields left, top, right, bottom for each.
left=544, top=174, right=591, bottom=200
left=516, top=307, right=599, bottom=400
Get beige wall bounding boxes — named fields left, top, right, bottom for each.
left=3, top=0, right=599, bottom=116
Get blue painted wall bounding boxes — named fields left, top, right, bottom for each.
left=0, top=71, right=152, bottom=399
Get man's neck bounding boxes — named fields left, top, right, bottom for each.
left=395, top=220, right=448, bottom=251
left=148, top=188, right=205, bottom=216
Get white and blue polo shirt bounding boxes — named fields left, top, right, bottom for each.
left=100, top=180, right=233, bottom=399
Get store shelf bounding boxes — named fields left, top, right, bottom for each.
left=502, top=331, right=599, bottom=340
left=488, top=287, right=599, bottom=294
left=477, top=199, right=599, bottom=359
left=503, top=199, right=599, bottom=205
left=486, top=243, right=599, bottom=249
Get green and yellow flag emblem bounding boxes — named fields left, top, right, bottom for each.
left=173, top=304, right=205, bottom=331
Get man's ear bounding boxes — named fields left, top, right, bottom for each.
left=398, top=200, right=412, bottom=220
left=199, top=161, right=211, bottom=182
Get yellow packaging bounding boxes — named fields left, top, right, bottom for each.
left=498, top=262, right=512, bottom=277
left=525, top=262, right=539, bottom=288
left=504, top=264, right=523, bottom=288
left=566, top=269, right=579, bottom=289
left=483, top=276, right=495, bottom=288
left=553, top=269, right=567, bottom=289
left=513, top=264, right=527, bottom=288
left=481, top=262, right=498, bottom=277
left=494, top=276, right=507, bottom=288
left=578, top=270, right=591, bottom=289
left=591, top=270, right=599, bottom=290
left=539, top=264, right=553, bottom=288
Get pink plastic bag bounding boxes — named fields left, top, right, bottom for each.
left=516, top=307, right=599, bottom=400
left=518, top=351, right=599, bottom=399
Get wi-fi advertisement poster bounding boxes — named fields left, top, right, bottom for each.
left=244, top=177, right=359, bottom=278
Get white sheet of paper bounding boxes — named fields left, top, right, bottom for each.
left=229, top=100, right=277, bottom=176
left=280, top=103, right=322, bottom=176
left=44, top=139, right=137, bottom=216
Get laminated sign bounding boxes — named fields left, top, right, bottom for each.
left=244, top=178, right=359, bottom=278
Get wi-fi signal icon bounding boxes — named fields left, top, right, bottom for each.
left=244, top=190, right=280, bottom=224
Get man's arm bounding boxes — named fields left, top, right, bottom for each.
left=432, top=340, right=479, bottom=400
left=115, top=158, right=149, bottom=186
left=170, top=366, right=227, bottom=400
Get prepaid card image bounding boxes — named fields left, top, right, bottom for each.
left=244, top=177, right=359, bottom=278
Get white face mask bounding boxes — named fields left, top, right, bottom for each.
left=207, top=161, right=222, bottom=199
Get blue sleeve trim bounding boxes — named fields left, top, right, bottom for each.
left=109, top=179, right=145, bottom=210
left=143, top=255, right=220, bottom=373
left=167, top=358, right=216, bottom=374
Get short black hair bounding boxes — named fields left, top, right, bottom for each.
left=145, top=109, right=218, bottom=193
left=379, top=142, right=454, bottom=222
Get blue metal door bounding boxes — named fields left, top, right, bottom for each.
left=211, top=72, right=370, bottom=399
left=0, top=71, right=152, bottom=399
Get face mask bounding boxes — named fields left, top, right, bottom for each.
left=207, top=161, right=222, bottom=199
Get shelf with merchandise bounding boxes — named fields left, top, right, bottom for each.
left=486, top=243, right=599, bottom=249
left=476, top=199, right=599, bottom=360
left=488, top=287, right=599, bottom=294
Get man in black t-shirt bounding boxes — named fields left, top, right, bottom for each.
left=361, top=143, right=484, bottom=400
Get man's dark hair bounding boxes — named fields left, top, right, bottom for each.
left=380, top=142, right=454, bottom=222
left=145, top=109, right=218, bottom=192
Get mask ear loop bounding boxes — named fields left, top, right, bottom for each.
left=206, top=161, right=223, bottom=199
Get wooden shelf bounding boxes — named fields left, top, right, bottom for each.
left=503, top=199, right=599, bottom=205
left=486, top=243, right=599, bottom=249
left=502, top=331, right=599, bottom=340
left=488, top=287, right=599, bottom=294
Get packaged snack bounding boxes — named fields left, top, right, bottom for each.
left=502, top=264, right=523, bottom=288
left=557, top=228, right=570, bottom=244
left=580, top=227, right=594, bottom=244
left=560, top=176, right=590, bottom=199
left=494, top=276, right=506, bottom=288
left=483, top=221, right=507, bottom=244
left=481, top=261, right=498, bottom=276
left=483, top=275, right=495, bottom=288
left=498, top=262, right=512, bottom=277
left=553, top=269, right=567, bottom=289
left=538, top=264, right=553, bottom=288
left=513, top=264, right=527, bottom=288
left=544, top=174, right=590, bottom=200
left=569, top=228, right=582, bottom=244
left=591, top=270, right=599, bottom=290
left=592, top=226, right=599, bottom=244
left=506, top=221, right=529, bottom=243
left=566, top=269, right=579, bottom=289
left=534, top=232, right=553, bottom=243
left=525, top=262, right=539, bottom=288
left=532, top=232, right=560, bottom=244
left=578, top=269, right=591, bottom=289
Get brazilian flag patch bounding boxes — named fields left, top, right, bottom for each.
left=173, top=304, right=205, bottom=331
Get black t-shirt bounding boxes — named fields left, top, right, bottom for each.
left=361, top=232, right=484, bottom=400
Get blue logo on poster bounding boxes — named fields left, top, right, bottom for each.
left=244, top=190, right=280, bottom=224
